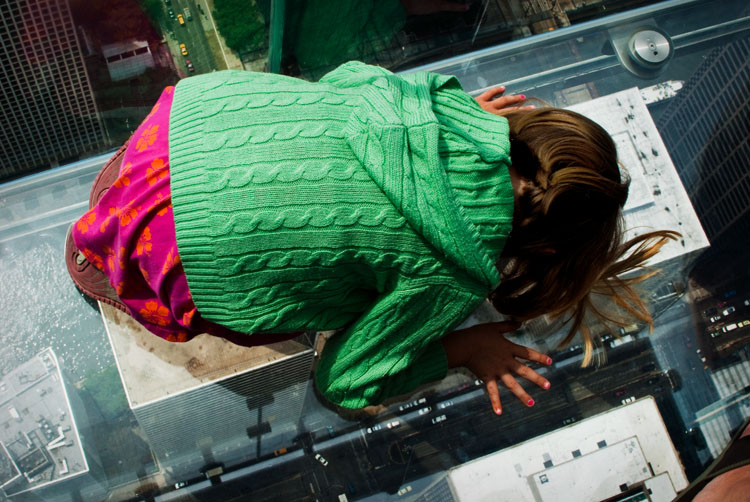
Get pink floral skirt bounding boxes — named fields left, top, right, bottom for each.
left=73, top=87, right=300, bottom=346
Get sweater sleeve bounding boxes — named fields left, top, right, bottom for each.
left=314, top=278, right=485, bottom=409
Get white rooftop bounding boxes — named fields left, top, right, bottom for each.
left=99, top=304, right=313, bottom=408
left=447, top=397, right=688, bottom=501
left=568, top=87, right=709, bottom=266
left=0, top=348, right=88, bottom=496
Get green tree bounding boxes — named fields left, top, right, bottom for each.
left=138, top=0, right=167, bottom=33
left=213, top=0, right=267, bottom=54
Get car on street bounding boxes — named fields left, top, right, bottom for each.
left=179, top=43, right=188, bottom=56
left=709, top=315, right=722, bottom=323
left=184, top=7, right=192, bottom=20
left=177, top=13, right=185, bottom=25
left=666, top=369, right=682, bottom=391
left=314, top=453, right=328, bottom=466
left=167, top=7, right=175, bottom=19
left=723, top=306, right=736, bottom=316
left=720, top=323, right=738, bottom=333
left=185, top=59, right=195, bottom=72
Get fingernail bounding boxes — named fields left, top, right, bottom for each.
left=546, top=357, right=553, bottom=365
left=528, top=104, right=536, bottom=109
left=527, top=399, right=535, bottom=407
left=520, top=94, right=526, bottom=99
left=495, top=407, right=502, bottom=415
left=543, top=381, right=550, bottom=389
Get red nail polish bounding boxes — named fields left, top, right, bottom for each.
left=527, top=399, right=535, bottom=406
left=520, top=94, right=526, bottom=99
left=546, top=357, right=553, bottom=365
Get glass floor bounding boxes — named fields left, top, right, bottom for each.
left=0, top=0, right=748, bottom=500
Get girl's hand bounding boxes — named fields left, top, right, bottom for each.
left=475, top=86, right=534, bottom=115
left=441, top=321, right=552, bottom=415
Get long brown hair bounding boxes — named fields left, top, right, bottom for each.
left=491, top=107, right=680, bottom=365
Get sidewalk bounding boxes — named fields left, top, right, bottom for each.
left=195, top=0, right=243, bottom=70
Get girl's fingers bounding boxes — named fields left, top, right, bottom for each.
left=488, top=94, right=526, bottom=109
left=485, top=378, right=503, bottom=415
left=511, top=360, right=551, bottom=390
left=477, top=86, right=506, bottom=103
left=500, top=373, right=535, bottom=407
left=511, top=343, right=552, bottom=366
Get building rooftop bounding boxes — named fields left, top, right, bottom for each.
left=99, top=304, right=313, bottom=408
left=568, top=87, right=709, bottom=266
left=448, top=397, right=688, bottom=502
left=0, top=348, right=88, bottom=496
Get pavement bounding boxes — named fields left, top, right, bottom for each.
left=161, top=0, right=242, bottom=77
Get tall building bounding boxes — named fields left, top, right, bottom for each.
left=0, top=348, right=91, bottom=498
left=695, top=348, right=750, bottom=458
left=656, top=38, right=750, bottom=246
left=433, top=398, right=688, bottom=502
left=508, top=87, right=709, bottom=345
left=0, top=0, right=107, bottom=180
left=99, top=304, right=315, bottom=481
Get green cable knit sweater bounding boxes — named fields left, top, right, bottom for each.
left=168, top=62, right=513, bottom=408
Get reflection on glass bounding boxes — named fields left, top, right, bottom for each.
left=0, top=0, right=107, bottom=180
left=0, top=0, right=748, bottom=500
left=2, top=0, right=667, bottom=182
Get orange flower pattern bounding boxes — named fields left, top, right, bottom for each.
left=82, top=248, right=104, bottom=271
left=71, top=85, right=271, bottom=345
left=76, top=210, right=96, bottom=233
left=139, top=300, right=171, bottom=327
left=154, top=191, right=172, bottom=216
left=165, top=331, right=189, bottom=343
left=120, top=162, right=133, bottom=177
left=162, top=248, right=181, bottom=275
left=136, top=124, right=159, bottom=153
left=98, top=204, right=138, bottom=233
left=146, top=157, right=168, bottom=186
left=103, top=245, right=126, bottom=273
left=113, top=173, right=130, bottom=188
left=137, top=227, right=152, bottom=256
left=182, top=309, right=195, bottom=326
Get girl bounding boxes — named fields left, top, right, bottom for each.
left=66, top=62, right=676, bottom=413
